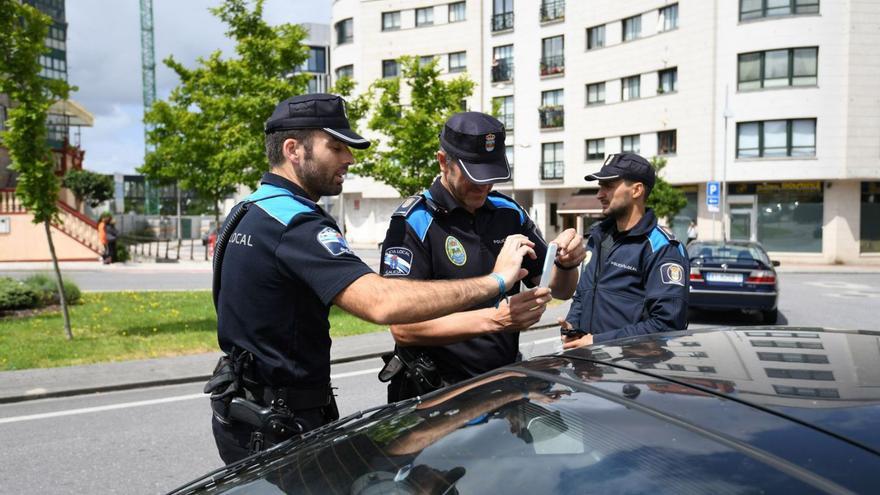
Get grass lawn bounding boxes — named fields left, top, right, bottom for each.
left=0, top=290, right=385, bottom=371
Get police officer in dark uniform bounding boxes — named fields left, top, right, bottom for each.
left=378, top=112, right=585, bottom=401
left=559, top=152, right=689, bottom=348
left=208, top=94, right=539, bottom=464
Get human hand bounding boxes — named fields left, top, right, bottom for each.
left=558, top=317, right=593, bottom=349
left=552, top=228, right=586, bottom=270
left=492, top=234, right=537, bottom=288
left=493, top=287, right=551, bottom=331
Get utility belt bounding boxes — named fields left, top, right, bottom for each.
left=205, top=351, right=339, bottom=452
left=379, top=346, right=450, bottom=403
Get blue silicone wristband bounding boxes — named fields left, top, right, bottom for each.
left=489, top=273, right=506, bottom=308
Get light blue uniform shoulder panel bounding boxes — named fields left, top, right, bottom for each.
left=487, top=193, right=526, bottom=224
left=247, top=184, right=313, bottom=226
left=648, top=227, right=671, bottom=254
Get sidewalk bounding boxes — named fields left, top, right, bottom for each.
left=0, top=301, right=571, bottom=404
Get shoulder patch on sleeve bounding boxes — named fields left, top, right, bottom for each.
left=660, top=262, right=685, bottom=286
left=247, top=184, right=313, bottom=226
left=487, top=191, right=526, bottom=225
left=317, top=227, right=354, bottom=256
left=383, top=247, right=413, bottom=276
left=392, top=195, right=426, bottom=218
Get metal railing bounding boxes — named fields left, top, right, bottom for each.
left=492, top=12, right=514, bottom=32
left=539, top=105, right=564, bottom=129
left=540, top=0, right=565, bottom=22
left=540, top=55, right=564, bottom=76
left=491, top=60, right=514, bottom=82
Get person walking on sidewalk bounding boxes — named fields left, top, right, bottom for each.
left=559, top=153, right=689, bottom=349
left=207, top=94, right=542, bottom=465
left=104, top=216, right=118, bottom=264
left=377, top=112, right=585, bottom=402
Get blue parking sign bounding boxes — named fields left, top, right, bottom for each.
left=707, top=181, right=720, bottom=212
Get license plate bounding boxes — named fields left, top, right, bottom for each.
left=705, top=272, right=743, bottom=284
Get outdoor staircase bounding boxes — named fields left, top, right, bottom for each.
left=0, top=188, right=102, bottom=256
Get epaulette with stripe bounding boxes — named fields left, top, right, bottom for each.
left=391, top=195, right=426, bottom=218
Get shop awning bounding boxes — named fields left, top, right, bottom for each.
left=558, top=191, right=603, bottom=215
left=49, top=99, right=94, bottom=127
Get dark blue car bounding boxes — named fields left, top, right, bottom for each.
left=169, top=328, right=880, bottom=494
left=688, top=241, right=780, bottom=323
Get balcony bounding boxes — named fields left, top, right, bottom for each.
left=492, top=12, right=514, bottom=32
left=540, top=1, right=565, bottom=22
left=540, top=55, right=564, bottom=76
left=491, top=59, right=514, bottom=82
left=541, top=161, right=564, bottom=180
left=539, top=105, right=564, bottom=129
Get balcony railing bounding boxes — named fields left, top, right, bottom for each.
left=540, top=1, right=565, bottom=22
left=492, top=12, right=514, bottom=32
left=491, top=59, right=514, bottom=82
left=541, top=161, right=564, bottom=180
left=539, top=105, right=564, bottom=128
left=540, top=55, right=564, bottom=76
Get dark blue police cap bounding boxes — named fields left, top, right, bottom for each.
left=585, top=152, right=655, bottom=191
left=265, top=93, right=371, bottom=150
left=440, top=112, right=510, bottom=184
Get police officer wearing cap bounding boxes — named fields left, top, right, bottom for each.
left=379, top=112, right=586, bottom=401
left=208, top=95, right=538, bottom=464
left=558, top=152, right=689, bottom=349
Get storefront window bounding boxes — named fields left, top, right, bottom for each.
left=670, top=188, right=698, bottom=243
left=756, top=182, right=823, bottom=252
left=861, top=182, right=880, bottom=253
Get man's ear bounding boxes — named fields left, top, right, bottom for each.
left=437, top=150, right=449, bottom=174
left=283, top=138, right=300, bottom=164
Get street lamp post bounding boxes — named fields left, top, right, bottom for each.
left=721, top=87, right=734, bottom=242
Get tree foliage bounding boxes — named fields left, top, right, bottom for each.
left=140, top=0, right=311, bottom=221
left=334, top=57, right=475, bottom=196
left=647, top=156, right=688, bottom=224
left=0, top=0, right=74, bottom=339
left=63, top=169, right=114, bottom=208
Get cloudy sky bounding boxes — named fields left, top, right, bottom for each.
left=66, top=0, right=331, bottom=175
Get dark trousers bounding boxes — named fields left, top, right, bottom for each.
left=211, top=399, right=336, bottom=465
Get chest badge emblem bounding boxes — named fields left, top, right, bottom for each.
left=445, top=236, right=467, bottom=266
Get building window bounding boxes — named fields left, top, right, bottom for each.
left=586, top=25, right=605, bottom=50
left=740, top=0, right=820, bottom=21
left=755, top=182, right=823, bottom=253
left=773, top=385, right=838, bottom=399
left=506, top=145, right=514, bottom=169
left=297, top=46, right=326, bottom=73
left=621, top=75, right=641, bottom=101
left=447, top=51, right=467, bottom=73
left=766, top=368, right=834, bottom=381
left=658, top=130, right=677, bottom=155
left=758, top=351, right=828, bottom=363
left=335, top=65, right=353, bottom=79
left=419, top=55, right=437, bottom=66
left=449, top=1, right=466, bottom=22
left=492, top=44, right=514, bottom=82
left=540, top=89, right=564, bottom=129
left=382, top=11, right=400, bottom=31
left=542, top=142, right=564, bottom=180
left=540, top=0, right=564, bottom=22
left=736, top=119, right=816, bottom=158
left=738, top=47, right=818, bottom=91
left=493, top=95, right=514, bottom=131
left=586, top=139, right=605, bottom=160
left=541, top=35, right=564, bottom=76
left=335, top=18, right=353, bottom=45
left=416, top=7, right=434, bottom=27
left=382, top=59, right=399, bottom=78
left=658, top=4, right=679, bottom=31
left=492, top=0, right=514, bottom=32
left=861, top=182, right=880, bottom=253
left=622, top=14, right=641, bottom=41
left=586, top=82, right=605, bottom=105
left=658, top=67, right=677, bottom=93
left=621, top=134, right=640, bottom=154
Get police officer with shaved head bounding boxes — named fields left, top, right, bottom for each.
left=378, top=112, right=586, bottom=402
left=207, top=95, right=539, bottom=464
left=559, top=153, right=690, bottom=349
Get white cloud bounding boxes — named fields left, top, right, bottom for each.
left=66, top=0, right=331, bottom=174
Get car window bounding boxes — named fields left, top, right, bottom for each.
left=688, top=243, right=770, bottom=265
left=211, top=370, right=846, bottom=494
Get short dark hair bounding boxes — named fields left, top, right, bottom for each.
left=623, top=179, right=652, bottom=200
left=265, top=129, right=316, bottom=168
left=440, top=146, right=461, bottom=168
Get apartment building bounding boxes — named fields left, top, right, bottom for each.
left=330, top=0, right=880, bottom=264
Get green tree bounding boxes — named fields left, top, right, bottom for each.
left=647, top=156, right=688, bottom=225
left=0, top=1, right=75, bottom=339
left=62, top=169, right=114, bottom=209
left=335, top=56, right=475, bottom=196
left=140, top=0, right=311, bottom=225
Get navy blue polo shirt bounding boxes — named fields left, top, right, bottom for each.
left=216, top=173, right=373, bottom=388
left=380, top=177, right=547, bottom=382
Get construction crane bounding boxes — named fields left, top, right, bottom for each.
left=139, top=0, right=158, bottom=215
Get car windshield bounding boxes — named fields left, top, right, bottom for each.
left=687, top=243, right=770, bottom=265
left=196, top=365, right=869, bottom=494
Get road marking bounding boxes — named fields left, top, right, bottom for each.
left=0, top=368, right=381, bottom=425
